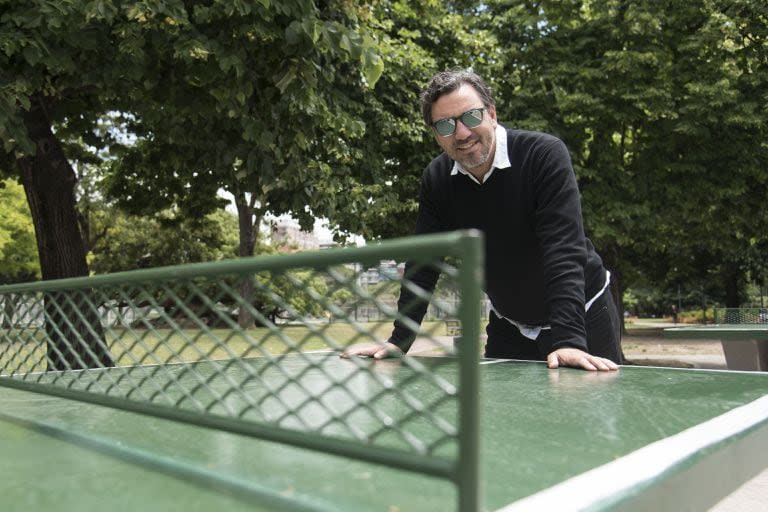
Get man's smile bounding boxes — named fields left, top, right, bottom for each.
left=455, top=139, right=478, bottom=151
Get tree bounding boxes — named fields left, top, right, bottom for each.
left=316, top=0, right=495, bottom=239
left=482, top=0, right=768, bottom=322
left=0, top=0, right=382, bottom=365
left=87, top=208, right=239, bottom=275
left=0, top=1, right=152, bottom=368
left=0, top=179, right=39, bottom=283
left=0, top=178, right=39, bottom=328
left=95, top=1, right=383, bottom=327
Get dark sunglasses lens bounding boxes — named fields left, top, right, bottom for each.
left=434, top=119, right=456, bottom=136
left=461, top=109, right=484, bottom=128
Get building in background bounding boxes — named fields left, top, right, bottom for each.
left=269, top=219, right=321, bottom=251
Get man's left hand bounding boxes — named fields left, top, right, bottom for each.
left=547, top=347, right=619, bottom=372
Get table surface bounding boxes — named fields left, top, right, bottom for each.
left=665, top=324, right=768, bottom=340
left=2, top=353, right=768, bottom=512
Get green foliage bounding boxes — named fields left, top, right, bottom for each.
left=96, top=0, right=387, bottom=232
left=482, top=0, right=768, bottom=307
left=320, top=0, right=488, bottom=240
left=0, top=0, right=386, bottom=286
left=0, top=179, right=39, bottom=282
left=254, top=268, right=330, bottom=321
left=243, top=245, right=358, bottom=323
left=2, top=0, right=766, bottom=317
left=0, top=0, right=384, bottom=157
left=95, top=0, right=487, bottom=245
left=744, top=281, right=768, bottom=308
left=678, top=307, right=716, bottom=325
left=88, top=208, right=239, bottom=274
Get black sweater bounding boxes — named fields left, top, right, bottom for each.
left=389, top=128, right=607, bottom=354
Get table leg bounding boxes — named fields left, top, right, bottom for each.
left=721, top=340, right=768, bottom=371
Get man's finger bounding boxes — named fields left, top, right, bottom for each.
left=548, top=348, right=620, bottom=372
left=339, top=346, right=374, bottom=359
left=547, top=352, right=559, bottom=369
left=340, top=342, right=401, bottom=360
left=586, top=356, right=618, bottom=371
left=578, top=357, right=598, bottom=371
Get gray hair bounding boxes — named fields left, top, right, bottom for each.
left=420, top=70, right=496, bottom=125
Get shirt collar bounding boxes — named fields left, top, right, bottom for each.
left=450, top=124, right=510, bottom=184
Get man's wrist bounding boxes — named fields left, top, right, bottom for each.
left=548, top=340, right=588, bottom=354
left=387, top=336, right=413, bottom=353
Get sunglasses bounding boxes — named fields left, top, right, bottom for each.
left=431, top=107, right=486, bottom=137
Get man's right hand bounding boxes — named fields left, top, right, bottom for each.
left=340, top=341, right=403, bottom=360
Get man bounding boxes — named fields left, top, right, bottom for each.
left=343, top=70, right=621, bottom=371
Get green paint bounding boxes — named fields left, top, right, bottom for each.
left=2, top=362, right=766, bottom=511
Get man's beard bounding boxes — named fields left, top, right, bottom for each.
left=453, top=131, right=494, bottom=171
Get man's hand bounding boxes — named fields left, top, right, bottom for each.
left=547, top=347, right=619, bottom=372
left=340, top=341, right=403, bottom=360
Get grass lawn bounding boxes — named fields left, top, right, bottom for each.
left=2, top=321, right=450, bottom=370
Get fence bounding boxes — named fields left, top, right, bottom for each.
left=713, top=308, right=768, bottom=324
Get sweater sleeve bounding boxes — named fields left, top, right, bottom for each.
left=531, top=139, right=589, bottom=353
left=388, top=167, right=445, bottom=352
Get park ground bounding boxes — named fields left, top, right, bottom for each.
left=621, top=319, right=728, bottom=369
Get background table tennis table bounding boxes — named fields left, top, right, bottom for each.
left=3, top=352, right=767, bottom=512
left=665, top=324, right=768, bottom=371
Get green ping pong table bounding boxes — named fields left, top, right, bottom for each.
left=2, top=352, right=767, bottom=512
left=665, top=324, right=768, bottom=371
left=2, top=231, right=767, bottom=511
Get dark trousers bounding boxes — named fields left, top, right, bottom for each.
left=484, top=291, right=623, bottom=363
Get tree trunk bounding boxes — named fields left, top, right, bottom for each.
left=1, top=294, right=15, bottom=328
left=722, top=267, right=745, bottom=324
left=234, top=192, right=262, bottom=329
left=723, top=266, right=743, bottom=308
left=16, top=96, right=114, bottom=370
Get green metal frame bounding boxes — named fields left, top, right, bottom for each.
left=0, top=230, right=484, bottom=512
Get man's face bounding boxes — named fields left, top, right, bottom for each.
left=430, top=84, right=497, bottom=174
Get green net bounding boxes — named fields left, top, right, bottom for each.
left=0, top=230, right=483, bottom=511
left=714, top=308, right=768, bottom=324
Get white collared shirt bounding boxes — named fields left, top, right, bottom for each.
left=450, top=124, right=510, bottom=184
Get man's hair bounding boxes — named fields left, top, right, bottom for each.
left=420, top=69, right=496, bottom=125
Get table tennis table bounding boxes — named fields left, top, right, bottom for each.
left=665, top=324, right=768, bottom=371
left=2, top=352, right=767, bottom=512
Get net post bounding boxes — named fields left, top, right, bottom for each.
left=455, top=230, right=484, bottom=512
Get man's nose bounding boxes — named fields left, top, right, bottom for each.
left=454, top=119, right=473, bottom=139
